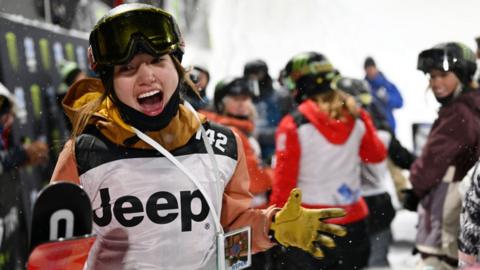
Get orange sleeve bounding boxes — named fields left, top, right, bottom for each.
left=221, top=132, right=278, bottom=253
left=50, top=140, right=80, bottom=184
left=233, top=128, right=272, bottom=195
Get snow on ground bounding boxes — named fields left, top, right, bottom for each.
left=375, top=209, right=420, bottom=270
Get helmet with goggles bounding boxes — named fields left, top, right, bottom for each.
left=417, top=42, right=476, bottom=85
left=89, top=3, right=183, bottom=74
left=283, top=52, right=340, bottom=103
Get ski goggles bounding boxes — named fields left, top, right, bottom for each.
left=89, top=7, right=181, bottom=66
left=417, top=48, right=458, bottom=73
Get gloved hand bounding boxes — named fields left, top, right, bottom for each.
left=357, top=93, right=373, bottom=107
left=401, top=189, right=420, bottom=212
left=270, top=188, right=347, bottom=258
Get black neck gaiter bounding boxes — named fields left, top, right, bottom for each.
left=226, top=113, right=249, bottom=121
left=436, top=84, right=464, bottom=106
left=115, top=88, right=181, bottom=132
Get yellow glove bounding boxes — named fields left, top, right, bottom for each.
left=270, top=188, right=347, bottom=258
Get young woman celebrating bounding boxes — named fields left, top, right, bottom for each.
left=50, top=4, right=345, bottom=269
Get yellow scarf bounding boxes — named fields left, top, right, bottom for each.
left=64, top=78, right=205, bottom=151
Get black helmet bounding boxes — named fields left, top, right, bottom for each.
left=243, top=59, right=269, bottom=78
left=417, top=42, right=477, bottom=85
left=333, top=76, right=373, bottom=107
left=284, top=52, right=340, bottom=102
left=89, top=3, right=184, bottom=75
left=333, top=77, right=371, bottom=97
left=214, top=77, right=255, bottom=113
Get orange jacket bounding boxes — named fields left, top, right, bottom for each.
left=200, top=110, right=272, bottom=196
left=50, top=79, right=277, bottom=255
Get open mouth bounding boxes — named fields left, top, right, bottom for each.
left=137, top=90, right=164, bottom=116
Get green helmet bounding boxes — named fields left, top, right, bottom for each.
left=283, top=52, right=340, bottom=102
left=89, top=3, right=184, bottom=74
left=59, top=61, right=82, bottom=85
left=417, top=42, right=477, bottom=85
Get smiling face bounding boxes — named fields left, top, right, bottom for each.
left=113, top=53, right=179, bottom=117
left=428, top=69, right=460, bottom=98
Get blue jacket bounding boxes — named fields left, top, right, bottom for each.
left=365, top=72, right=403, bottom=132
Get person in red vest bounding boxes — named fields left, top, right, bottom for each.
left=270, top=52, right=386, bottom=270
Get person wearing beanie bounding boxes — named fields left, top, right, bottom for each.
left=363, top=57, right=376, bottom=70
left=363, top=56, right=403, bottom=133
left=49, top=4, right=346, bottom=269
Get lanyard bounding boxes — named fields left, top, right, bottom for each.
left=130, top=102, right=224, bottom=235
left=132, top=127, right=223, bottom=234
left=183, top=101, right=224, bottom=215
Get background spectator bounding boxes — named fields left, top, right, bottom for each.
left=243, top=59, right=293, bottom=165
left=0, top=82, right=48, bottom=270
left=184, top=65, right=211, bottom=110
left=335, top=76, right=399, bottom=268
left=364, top=56, right=404, bottom=133
left=270, top=52, right=386, bottom=270
left=408, top=42, right=480, bottom=270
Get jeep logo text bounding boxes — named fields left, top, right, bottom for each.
left=93, top=188, right=209, bottom=232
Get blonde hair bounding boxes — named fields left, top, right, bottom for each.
left=311, top=90, right=359, bottom=120
left=69, top=55, right=196, bottom=147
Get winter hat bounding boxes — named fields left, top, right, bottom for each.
left=364, top=57, right=376, bottom=69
